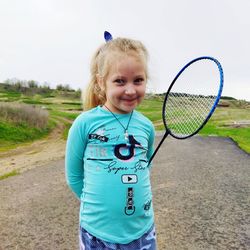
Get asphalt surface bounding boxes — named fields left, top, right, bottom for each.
left=0, top=135, right=249, bottom=250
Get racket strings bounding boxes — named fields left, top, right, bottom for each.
left=162, top=58, right=223, bottom=138
left=148, top=57, right=223, bottom=165
left=165, top=94, right=216, bottom=136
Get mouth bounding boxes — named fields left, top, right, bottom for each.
left=121, top=98, right=138, bottom=106
left=121, top=97, right=138, bottom=102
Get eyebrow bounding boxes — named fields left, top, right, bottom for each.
left=113, top=74, right=145, bottom=79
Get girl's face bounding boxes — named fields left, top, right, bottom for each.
left=100, top=54, right=147, bottom=114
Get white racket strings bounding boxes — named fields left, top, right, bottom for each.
left=164, top=60, right=220, bottom=137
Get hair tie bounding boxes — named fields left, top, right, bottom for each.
left=104, top=31, right=113, bottom=42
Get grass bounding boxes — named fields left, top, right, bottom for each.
left=0, top=101, right=52, bottom=151
left=199, top=106, right=250, bottom=153
left=0, top=102, right=49, bottom=128
left=138, top=97, right=250, bottom=153
left=137, top=98, right=163, bottom=125
left=200, top=123, right=250, bottom=152
left=0, top=120, right=52, bottom=151
left=0, top=85, right=249, bottom=154
left=0, top=170, right=19, bottom=180
left=50, top=110, right=80, bottom=121
left=0, top=87, right=82, bottom=151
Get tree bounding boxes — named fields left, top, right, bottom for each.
left=27, top=80, right=38, bottom=88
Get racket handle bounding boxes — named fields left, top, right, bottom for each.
left=148, top=132, right=168, bottom=166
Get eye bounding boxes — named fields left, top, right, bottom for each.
left=114, top=79, right=125, bottom=85
left=134, top=78, right=144, bottom=84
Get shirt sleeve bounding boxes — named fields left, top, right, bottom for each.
left=147, top=122, right=155, bottom=169
left=65, top=115, right=87, bottom=199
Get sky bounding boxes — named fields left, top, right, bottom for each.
left=0, top=0, right=250, bottom=101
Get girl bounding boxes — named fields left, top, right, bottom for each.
left=65, top=32, right=156, bottom=250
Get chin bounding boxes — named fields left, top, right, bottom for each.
left=121, top=100, right=139, bottom=109
left=121, top=105, right=137, bottom=113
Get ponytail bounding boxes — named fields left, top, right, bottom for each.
left=82, top=47, right=106, bottom=111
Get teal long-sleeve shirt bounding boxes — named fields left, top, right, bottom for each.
left=65, top=106, right=155, bottom=244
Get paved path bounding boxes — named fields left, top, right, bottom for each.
left=0, top=136, right=249, bottom=250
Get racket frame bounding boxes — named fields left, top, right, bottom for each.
left=148, top=56, right=224, bottom=165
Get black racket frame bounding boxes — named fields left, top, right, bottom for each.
left=148, top=56, right=224, bottom=165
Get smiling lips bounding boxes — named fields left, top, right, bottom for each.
left=121, top=97, right=137, bottom=102
left=121, top=97, right=138, bottom=104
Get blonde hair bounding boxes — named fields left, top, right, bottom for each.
left=82, top=37, right=149, bottom=111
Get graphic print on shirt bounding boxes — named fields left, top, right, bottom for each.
left=114, top=135, right=141, bottom=160
left=89, top=133, right=108, bottom=142
left=125, top=187, right=135, bottom=215
left=87, top=127, right=113, bottom=161
left=87, top=126, right=148, bottom=168
left=87, top=125, right=149, bottom=216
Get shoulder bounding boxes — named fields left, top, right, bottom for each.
left=70, top=106, right=101, bottom=131
left=133, top=110, right=154, bottom=127
left=132, top=110, right=155, bottom=136
left=73, top=106, right=101, bottom=123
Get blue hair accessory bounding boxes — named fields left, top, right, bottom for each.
left=104, top=31, right=113, bottom=42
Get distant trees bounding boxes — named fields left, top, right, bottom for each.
left=2, top=78, right=52, bottom=95
left=55, top=84, right=82, bottom=98
left=56, top=84, right=72, bottom=91
left=1, top=78, right=80, bottom=97
left=27, top=80, right=38, bottom=89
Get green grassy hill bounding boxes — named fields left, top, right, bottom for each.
left=0, top=83, right=80, bottom=151
left=0, top=83, right=250, bottom=153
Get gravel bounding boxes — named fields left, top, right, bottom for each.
left=0, top=135, right=249, bottom=250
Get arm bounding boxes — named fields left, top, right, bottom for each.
left=147, top=123, right=155, bottom=169
left=65, top=116, right=87, bottom=199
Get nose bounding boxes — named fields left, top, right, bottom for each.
left=125, top=84, right=136, bottom=95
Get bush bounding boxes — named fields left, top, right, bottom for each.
left=0, top=102, right=49, bottom=129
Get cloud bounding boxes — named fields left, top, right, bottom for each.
left=0, top=0, right=250, bottom=100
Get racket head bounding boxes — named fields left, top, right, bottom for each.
left=163, top=56, right=224, bottom=139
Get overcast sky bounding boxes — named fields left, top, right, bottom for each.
left=0, top=0, right=250, bottom=100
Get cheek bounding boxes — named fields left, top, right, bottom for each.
left=138, top=85, right=146, bottom=97
left=106, top=88, right=121, bottom=100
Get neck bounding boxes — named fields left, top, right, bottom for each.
left=102, top=104, right=133, bottom=114
left=103, top=104, right=134, bottom=140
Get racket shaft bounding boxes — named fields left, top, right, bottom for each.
left=148, top=132, right=169, bottom=165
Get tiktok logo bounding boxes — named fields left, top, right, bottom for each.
left=114, top=135, right=141, bottom=161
